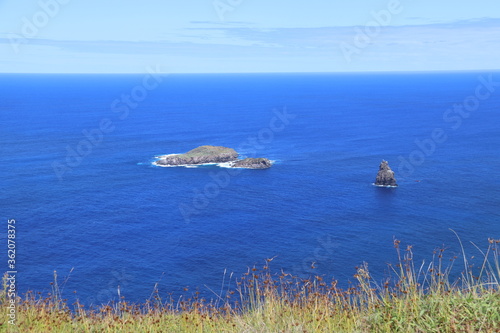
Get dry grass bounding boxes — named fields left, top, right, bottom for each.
left=1, top=238, right=499, bottom=333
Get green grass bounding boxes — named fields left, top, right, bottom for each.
left=1, top=238, right=499, bottom=332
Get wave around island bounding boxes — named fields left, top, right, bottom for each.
left=152, top=154, right=276, bottom=169
left=372, top=183, right=398, bottom=188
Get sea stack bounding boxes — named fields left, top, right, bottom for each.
left=375, top=160, right=398, bottom=187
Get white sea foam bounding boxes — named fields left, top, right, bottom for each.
left=217, top=161, right=237, bottom=168
left=152, top=160, right=221, bottom=168
left=152, top=157, right=276, bottom=169
left=372, top=183, right=398, bottom=188
left=152, top=159, right=177, bottom=168
left=153, top=162, right=197, bottom=168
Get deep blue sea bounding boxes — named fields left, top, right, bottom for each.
left=1, top=72, right=499, bottom=306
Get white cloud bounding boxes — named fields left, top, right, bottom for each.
left=1, top=18, right=499, bottom=73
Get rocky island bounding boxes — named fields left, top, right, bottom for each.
left=155, top=146, right=238, bottom=166
left=154, top=145, right=272, bottom=169
left=232, top=158, right=272, bottom=169
left=374, top=160, right=398, bottom=187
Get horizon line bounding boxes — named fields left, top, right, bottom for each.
left=1, top=69, right=500, bottom=75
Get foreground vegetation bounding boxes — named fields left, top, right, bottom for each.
left=1, top=238, right=499, bottom=332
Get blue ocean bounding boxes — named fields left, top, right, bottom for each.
left=1, top=72, right=499, bottom=306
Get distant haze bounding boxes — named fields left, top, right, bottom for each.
left=0, top=0, right=499, bottom=73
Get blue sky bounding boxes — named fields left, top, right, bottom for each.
left=0, top=0, right=499, bottom=73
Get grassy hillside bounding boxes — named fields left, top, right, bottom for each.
left=1, top=238, right=499, bottom=332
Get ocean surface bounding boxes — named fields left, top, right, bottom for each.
left=1, top=72, right=499, bottom=306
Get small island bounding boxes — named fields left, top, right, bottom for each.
left=374, top=160, right=398, bottom=187
left=232, top=158, right=272, bottom=169
left=154, top=145, right=272, bottom=169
